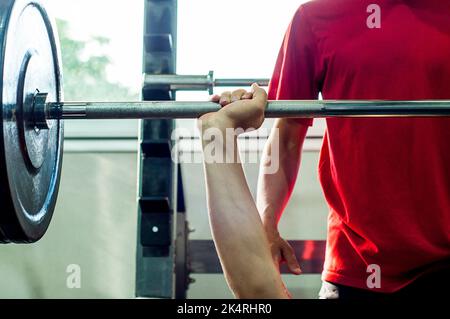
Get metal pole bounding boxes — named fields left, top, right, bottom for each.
left=46, top=100, right=450, bottom=120
left=144, top=72, right=270, bottom=94
left=144, top=74, right=213, bottom=92
left=214, top=78, right=270, bottom=88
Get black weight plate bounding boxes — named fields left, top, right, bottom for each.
left=0, top=0, right=63, bottom=243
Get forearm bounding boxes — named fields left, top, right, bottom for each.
left=257, top=119, right=309, bottom=228
left=201, top=129, right=288, bottom=298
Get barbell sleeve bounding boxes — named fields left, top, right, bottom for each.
left=45, top=100, right=450, bottom=120
left=144, top=72, right=270, bottom=94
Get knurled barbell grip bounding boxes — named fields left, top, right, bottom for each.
left=44, top=100, right=450, bottom=120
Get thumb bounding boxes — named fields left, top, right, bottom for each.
left=251, top=83, right=268, bottom=108
left=282, top=246, right=302, bottom=275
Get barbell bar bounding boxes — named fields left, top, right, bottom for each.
left=2, top=0, right=450, bottom=244
left=42, top=99, right=450, bottom=121
left=144, top=71, right=270, bottom=94
left=29, top=94, right=450, bottom=131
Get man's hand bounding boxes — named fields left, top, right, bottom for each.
left=200, top=83, right=268, bottom=132
left=265, top=226, right=302, bottom=275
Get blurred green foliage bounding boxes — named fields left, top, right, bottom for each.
left=57, top=19, right=139, bottom=101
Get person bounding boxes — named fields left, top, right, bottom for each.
left=201, top=0, right=450, bottom=299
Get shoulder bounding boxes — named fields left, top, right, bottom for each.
left=296, top=0, right=368, bottom=20
left=292, top=0, right=370, bottom=33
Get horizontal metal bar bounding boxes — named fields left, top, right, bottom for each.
left=144, top=74, right=212, bottom=91
left=189, top=240, right=326, bottom=274
left=144, top=71, right=269, bottom=93
left=214, top=78, right=270, bottom=87
left=47, top=100, right=450, bottom=120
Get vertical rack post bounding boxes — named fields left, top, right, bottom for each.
left=136, top=0, right=188, bottom=299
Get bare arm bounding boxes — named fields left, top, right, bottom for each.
left=257, top=119, right=309, bottom=273
left=258, top=4, right=319, bottom=274
left=199, top=85, right=289, bottom=299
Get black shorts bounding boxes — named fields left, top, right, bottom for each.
left=332, top=263, right=450, bottom=300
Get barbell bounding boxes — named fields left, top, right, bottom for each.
left=1, top=0, right=450, bottom=243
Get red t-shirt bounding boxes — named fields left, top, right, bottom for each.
left=269, top=0, right=450, bottom=293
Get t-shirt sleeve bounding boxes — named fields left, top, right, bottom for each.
left=269, top=6, right=321, bottom=126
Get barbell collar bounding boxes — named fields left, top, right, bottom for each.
left=32, top=91, right=50, bottom=130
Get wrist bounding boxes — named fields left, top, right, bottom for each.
left=199, top=115, right=235, bottom=134
left=199, top=116, right=241, bottom=163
